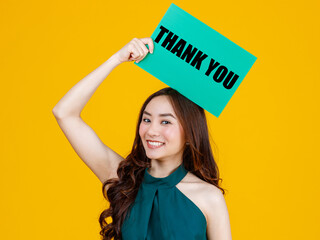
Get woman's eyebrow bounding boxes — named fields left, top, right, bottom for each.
left=143, top=110, right=176, bottom=119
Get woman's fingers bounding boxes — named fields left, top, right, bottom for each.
left=130, top=42, right=142, bottom=60
left=135, top=38, right=150, bottom=56
left=134, top=37, right=154, bottom=63
left=140, top=37, right=154, bottom=54
left=132, top=38, right=145, bottom=56
left=134, top=44, right=148, bottom=63
left=127, top=41, right=143, bottom=62
left=114, top=37, right=154, bottom=64
left=118, top=37, right=154, bottom=63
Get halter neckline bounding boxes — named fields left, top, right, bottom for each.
left=143, top=163, right=188, bottom=189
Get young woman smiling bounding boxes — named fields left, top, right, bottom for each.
left=52, top=37, right=232, bottom=240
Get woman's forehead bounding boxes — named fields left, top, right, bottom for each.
left=144, top=96, right=175, bottom=115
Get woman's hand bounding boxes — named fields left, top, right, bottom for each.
left=114, top=37, right=154, bottom=64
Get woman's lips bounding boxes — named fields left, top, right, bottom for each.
left=147, top=140, right=165, bottom=149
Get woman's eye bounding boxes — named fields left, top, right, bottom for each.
left=142, top=119, right=170, bottom=125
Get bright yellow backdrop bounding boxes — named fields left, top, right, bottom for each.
left=1, top=0, right=319, bottom=239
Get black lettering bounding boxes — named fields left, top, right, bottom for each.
left=223, top=71, right=239, bottom=89
left=190, top=51, right=208, bottom=70
left=180, top=44, right=198, bottom=63
left=154, top=25, right=169, bottom=43
left=170, top=39, right=187, bottom=57
left=205, top=58, right=220, bottom=76
left=161, top=32, right=179, bottom=51
left=213, top=66, right=228, bottom=83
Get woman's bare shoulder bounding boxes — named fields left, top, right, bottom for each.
left=182, top=171, right=220, bottom=190
left=177, top=172, right=223, bottom=224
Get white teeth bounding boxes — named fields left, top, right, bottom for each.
left=147, top=141, right=164, bottom=146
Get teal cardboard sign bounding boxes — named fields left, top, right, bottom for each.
left=135, top=3, right=257, bottom=117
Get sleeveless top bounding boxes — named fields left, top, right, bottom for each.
left=121, top=163, right=207, bottom=240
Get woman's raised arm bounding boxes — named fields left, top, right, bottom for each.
left=52, top=37, right=154, bottom=185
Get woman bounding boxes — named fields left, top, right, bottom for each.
left=52, top=37, right=232, bottom=240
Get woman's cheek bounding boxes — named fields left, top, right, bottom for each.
left=138, top=123, right=146, bottom=137
left=163, top=127, right=175, bottom=139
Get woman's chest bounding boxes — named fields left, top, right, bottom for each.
left=121, top=183, right=208, bottom=240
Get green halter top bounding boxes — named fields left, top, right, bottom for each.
left=121, top=163, right=207, bottom=239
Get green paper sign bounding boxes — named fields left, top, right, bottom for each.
left=135, top=3, right=257, bottom=117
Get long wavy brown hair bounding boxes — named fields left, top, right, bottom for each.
left=99, top=87, right=225, bottom=240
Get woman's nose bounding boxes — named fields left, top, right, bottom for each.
left=147, top=122, right=160, bottom=137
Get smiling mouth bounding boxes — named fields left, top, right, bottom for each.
left=147, top=140, right=165, bottom=149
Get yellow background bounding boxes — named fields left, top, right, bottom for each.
left=1, top=0, right=319, bottom=239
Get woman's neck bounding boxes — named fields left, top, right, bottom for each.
left=147, top=159, right=183, bottom=178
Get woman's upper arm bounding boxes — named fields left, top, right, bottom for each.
left=206, top=186, right=232, bottom=240
left=53, top=114, right=124, bottom=184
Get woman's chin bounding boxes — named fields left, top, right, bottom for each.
left=146, top=153, right=165, bottom=161
left=146, top=154, right=161, bottom=160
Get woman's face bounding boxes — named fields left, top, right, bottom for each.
left=139, top=95, right=186, bottom=163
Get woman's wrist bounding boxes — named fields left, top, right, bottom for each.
left=108, top=52, right=124, bottom=67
